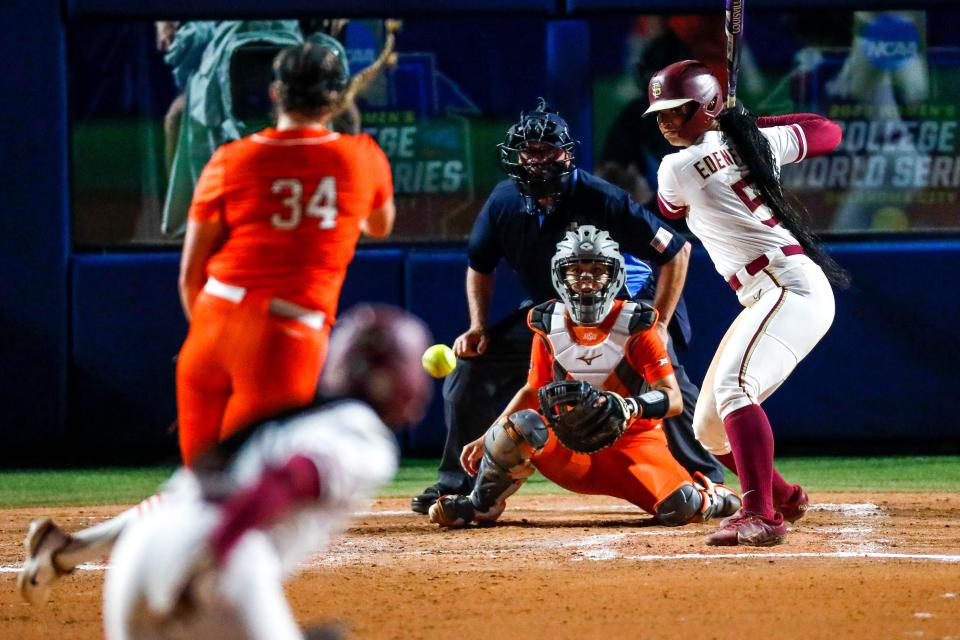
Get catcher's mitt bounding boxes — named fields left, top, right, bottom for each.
left=538, top=380, right=631, bottom=454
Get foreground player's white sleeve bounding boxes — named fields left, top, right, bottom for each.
left=227, top=399, right=399, bottom=574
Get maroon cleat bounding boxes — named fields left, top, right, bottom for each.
left=705, top=510, right=787, bottom=547
left=777, top=485, right=809, bottom=524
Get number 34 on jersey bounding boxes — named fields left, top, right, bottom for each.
left=270, top=177, right=338, bottom=230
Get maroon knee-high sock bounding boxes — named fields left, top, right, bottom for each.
left=722, top=404, right=775, bottom=519
left=717, top=451, right=795, bottom=507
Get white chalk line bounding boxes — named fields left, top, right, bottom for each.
left=0, top=561, right=107, bottom=573
left=811, top=503, right=882, bottom=515
left=6, top=550, right=960, bottom=575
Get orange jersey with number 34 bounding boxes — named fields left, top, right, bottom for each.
left=188, top=127, right=393, bottom=319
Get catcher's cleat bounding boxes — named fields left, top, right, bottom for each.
left=428, top=495, right=477, bottom=528
left=705, top=510, right=787, bottom=547
left=777, top=485, right=809, bottom=524
left=411, top=480, right=472, bottom=515
left=411, top=484, right=443, bottom=515
left=17, top=518, right=74, bottom=605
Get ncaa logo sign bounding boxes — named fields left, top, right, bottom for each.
left=651, top=81, right=663, bottom=98
left=860, top=14, right=921, bottom=71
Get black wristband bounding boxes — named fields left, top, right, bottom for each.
left=634, top=390, right=669, bottom=420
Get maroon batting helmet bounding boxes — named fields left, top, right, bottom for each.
left=319, top=304, right=433, bottom=428
left=643, top=60, right=723, bottom=142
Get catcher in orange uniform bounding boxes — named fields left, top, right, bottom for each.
left=430, top=225, right=740, bottom=527
left=176, top=40, right=395, bottom=465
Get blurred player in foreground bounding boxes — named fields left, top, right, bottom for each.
left=645, top=60, right=846, bottom=546
left=33, top=305, right=432, bottom=640
left=176, top=39, right=395, bottom=466
left=429, top=226, right=740, bottom=529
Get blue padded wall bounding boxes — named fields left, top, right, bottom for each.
left=338, top=249, right=406, bottom=312
left=71, top=255, right=185, bottom=457
left=63, top=240, right=960, bottom=460
left=0, top=0, right=69, bottom=455
left=69, top=250, right=412, bottom=457
left=404, top=251, right=469, bottom=453
left=403, top=251, right=528, bottom=454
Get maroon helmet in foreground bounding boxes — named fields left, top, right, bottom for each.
left=320, top=304, right=433, bottom=427
left=643, top=60, right=723, bottom=142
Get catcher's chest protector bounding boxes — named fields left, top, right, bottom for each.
left=535, top=301, right=643, bottom=391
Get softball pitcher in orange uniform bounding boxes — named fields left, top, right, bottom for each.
left=177, top=41, right=395, bottom=465
left=429, top=226, right=740, bottom=528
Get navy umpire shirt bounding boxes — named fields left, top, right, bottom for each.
left=467, top=170, right=693, bottom=349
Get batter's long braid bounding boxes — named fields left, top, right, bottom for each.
left=716, top=108, right=851, bottom=288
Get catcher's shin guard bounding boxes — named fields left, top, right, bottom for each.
left=471, top=409, right=549, bottom=514
left=654, top=483, right=704, bottom=526
left=654, top=474, right=741, bottom=526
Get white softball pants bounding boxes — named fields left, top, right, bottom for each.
left=693, top=257, right=835, bottom=455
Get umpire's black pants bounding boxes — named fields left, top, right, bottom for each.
left=435, top=307, right=724, bottom=491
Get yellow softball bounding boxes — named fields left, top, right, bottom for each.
left=421, top=344, right=456, bottom=378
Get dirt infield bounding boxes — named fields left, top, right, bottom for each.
left=3, top=492, right=960, bottom=639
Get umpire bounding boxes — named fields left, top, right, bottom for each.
left=411, top=99, right=722, bottom=514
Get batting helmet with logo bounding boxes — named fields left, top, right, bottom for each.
left=643, top=60, right=723, bottom=142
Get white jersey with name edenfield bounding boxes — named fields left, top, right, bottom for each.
left=656, top=126, right=809, bottom=279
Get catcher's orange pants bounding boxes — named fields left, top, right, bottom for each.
left=176, top=288, right=329, bottom=466
left=531, top=426, right=693, bottom=514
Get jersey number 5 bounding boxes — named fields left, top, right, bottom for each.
left=270, top=178, right=338, bottom=230
left=730, top=177, right=781, bottom=227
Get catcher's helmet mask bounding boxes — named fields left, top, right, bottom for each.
left=498, top=98, right=577, bottom=205
left=551, top=226, right=626, bottom=327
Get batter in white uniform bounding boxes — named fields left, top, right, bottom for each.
left=644, top=59, right=847, bottom=547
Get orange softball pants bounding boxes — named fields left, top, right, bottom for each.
left=531, top=425, right=694, bottom=514
left=176, top=288, right=329, bottom=466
